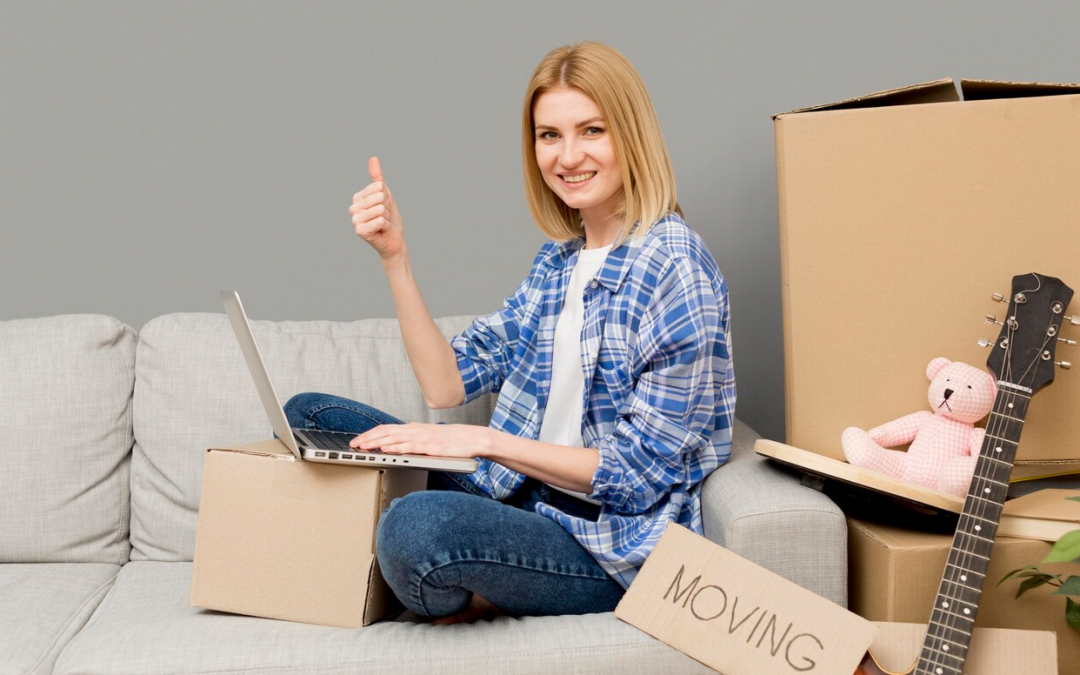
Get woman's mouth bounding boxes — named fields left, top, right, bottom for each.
left=561, top=171, right=596, bottom=187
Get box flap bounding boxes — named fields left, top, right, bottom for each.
left=773, top=78, right=958, bottom=118
left=961, top=78, right=1080, bottom=101
left=848, top=517, right=950, bottom=551
left=208, top=438, right=296, bottom=460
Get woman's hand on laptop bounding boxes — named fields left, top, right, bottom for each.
left=350, top=156, right=405, bottom=262
left=350, top=423, right=490, bottom=459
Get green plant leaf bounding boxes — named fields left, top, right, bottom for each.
left=998, top=565, right=1040, bottom=585
left=1055, top=575, right=1080, bottom=597
left=1067, top=598, right=1080, bottom=632
left=1016, top=575, right=1051, bottom=598
left=1043, top=529, right=1080, bottom=564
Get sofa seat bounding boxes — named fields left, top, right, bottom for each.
left=54, top=562, right=714, bottom=675
left=0, top=563, right=120, bottom=675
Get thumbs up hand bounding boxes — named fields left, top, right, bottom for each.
left=350, top=157, right=405, bottom=261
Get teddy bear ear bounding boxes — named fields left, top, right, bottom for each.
left=927, top=357, right=952, bottom=380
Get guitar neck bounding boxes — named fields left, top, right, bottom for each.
left=914, top=382, right=1031, bottom=675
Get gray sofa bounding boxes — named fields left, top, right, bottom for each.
left=0, top=313, right=846, bottom=675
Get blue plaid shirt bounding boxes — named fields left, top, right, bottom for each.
left=450, top=213, right=736, bottom=589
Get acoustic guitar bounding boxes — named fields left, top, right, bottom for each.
left=856, top=272, right=1074, bottom=674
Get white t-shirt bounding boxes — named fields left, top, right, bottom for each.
left=537, top=243, right=612, bottom=505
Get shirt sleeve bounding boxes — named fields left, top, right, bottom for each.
left=589, top=256, right=734, bottom=514
left=450, top=242, right=553, bottom=405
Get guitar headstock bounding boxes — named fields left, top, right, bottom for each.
left=984, top=273, right=1075, bottom=393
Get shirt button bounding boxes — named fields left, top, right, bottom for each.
left=589, top=280, right=599, bottom=289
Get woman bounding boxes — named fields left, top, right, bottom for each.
left=284, top=41, right=735, bottom=624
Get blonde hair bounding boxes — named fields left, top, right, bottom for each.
left=522, top=42, right=682, bottom=243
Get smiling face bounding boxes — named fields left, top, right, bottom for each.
left=532, top=86, right=624, bottom=234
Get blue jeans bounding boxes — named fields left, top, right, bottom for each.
left=283, top=392, right=625, bottom=619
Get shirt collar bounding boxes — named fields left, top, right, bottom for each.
left=538, top=222, right=646, bottom=293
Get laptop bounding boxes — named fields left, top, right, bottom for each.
left=220, top=290, right=478, bottom=474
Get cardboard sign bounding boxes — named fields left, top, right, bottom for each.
left=616, top=524, right=876, bottom=675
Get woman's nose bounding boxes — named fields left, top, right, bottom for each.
left=558, top=138, right=585, bottom=168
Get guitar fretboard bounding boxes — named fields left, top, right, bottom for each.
left=915, top=381, right=1031, bottom=675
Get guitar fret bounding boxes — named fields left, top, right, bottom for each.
left=927, top=622, right=973, bottom=638
left=954, top=531, right=995, bottom=545
left=922, top=645, right=965, bottom=666
left=995, top=381, right=1031, bottom=395
left=917, top=659, right=963, bottom=675
left=937, top=604, right=980, bottom=617
left=943, top=564, right=985, bottom=579
left=984, top=434, right=1018, bottom=445
left=941, top=578, right=983, bottom=595
left=991, top=413, right=1025, bottom=424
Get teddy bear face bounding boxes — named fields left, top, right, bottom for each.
left=926, top=360, right=997, bottom=424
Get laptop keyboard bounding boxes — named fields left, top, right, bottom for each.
left=296, top=429, right=384, bottom=454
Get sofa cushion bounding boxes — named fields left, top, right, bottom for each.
left=0, top=315, right=135, bottom=564
left=701, top=418, right=847, bottom=606
left=129, top=313, right=496, bottom=562
left=53, top=562, right=712, bottom=675
left=0, top=563, right=120, bottom=675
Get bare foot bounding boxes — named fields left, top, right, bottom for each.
left=431, top=593, right=503, bottom=625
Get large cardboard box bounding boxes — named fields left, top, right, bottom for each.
left=774, top=79, right=1080, bottom=462
left=190, top=440, right=426, bottom=628
left=849, top=516, right=1078, bottom=673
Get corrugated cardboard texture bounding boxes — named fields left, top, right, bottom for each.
left=868, top=623, right=1057, bottom=674
left=849, top=517, right=1078, bottom=673
left=191, top=441, right=424, bottom=629
left=616, top=524, right=875, bottom=674
left=775, top=84, right=1080, bottom=461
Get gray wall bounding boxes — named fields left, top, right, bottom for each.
left=3, top=0, right=1078, bottom=441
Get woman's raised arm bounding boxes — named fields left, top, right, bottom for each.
left=349, top=157, right=465, bottom=409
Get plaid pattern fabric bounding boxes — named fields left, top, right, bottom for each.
left=451, top=213, right=736, bottom=588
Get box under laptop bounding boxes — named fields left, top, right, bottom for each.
left=220, top=290, right=477, bottom=474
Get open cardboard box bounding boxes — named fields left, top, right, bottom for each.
left=774, top=78, right=1080, bottom=463
left=190, top=439, right=426, bottom=628
left=849, top=516, right=1077, bottom=674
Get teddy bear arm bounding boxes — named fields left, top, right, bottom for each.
left=869, top=411, right=933, bottom=447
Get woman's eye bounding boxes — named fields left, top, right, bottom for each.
left=537, top=131, right=558, bottom=141
left=585, top=126, right=605, bottom=135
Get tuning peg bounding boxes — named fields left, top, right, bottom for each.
left=1059, top=337, right=1078, bottom=347
left=1066, top=316, right=1080, bottom=326
left=984, top=314, right=1003, bottom=326
left=992, top=292, right=1009, bottom=303
left=1056, top=361, right=1072, bottom=370
left=978, top=338, right=993, bottom=348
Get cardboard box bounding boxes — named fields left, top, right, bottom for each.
left=617, top=524, right=877, bottom=674
left=849, top=516, right=1078, bottom=673
left=190, top=439, right=426, bottom=628
left=869, top=623, right=1057, bottom=675
left=774, top=78, right=1080, bottom=462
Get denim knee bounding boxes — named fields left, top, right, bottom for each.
left=282, top=392, right=323, bottom=428
left=376, top=492, right=447, bottom=615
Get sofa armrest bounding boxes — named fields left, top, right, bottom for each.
left=700, top=419, right=848, bottom=607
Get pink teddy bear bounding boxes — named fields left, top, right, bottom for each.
left=841, top=357, right=998, bottom=497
